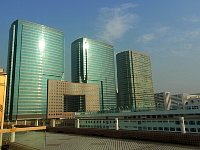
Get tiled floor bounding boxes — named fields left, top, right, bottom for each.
left=45, top=133, right=199, bottom=150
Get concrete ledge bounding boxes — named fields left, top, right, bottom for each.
left=47, top=127, right=200, bottom=146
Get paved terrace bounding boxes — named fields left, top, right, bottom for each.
left=46, top=132, right=199, bottom=150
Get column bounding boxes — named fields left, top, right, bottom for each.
left=77, top=119, right=80, bottom=128
left=179, top=117, right=186, bottom=133
left=115, top=118, right=119, bottom=130
left=10, top=125, right=15, bottom=142
left=52, top=119, right=56, bottom=127
left=35, top=119, right=39, bottom=126
left=24, top=120, right=27, bottom=126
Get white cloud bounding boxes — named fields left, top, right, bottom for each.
left=137, top=33, right=155, bottom=43
left=135, top=25, right=200, bottom=57
left=137, top=26, right=170, bottom=44
left=183, top=15, right=200, bottom=23
left=155, top=26, right=170, bottom=33
left=96, top=3, right=139, bottom=43
left=188, top=29, right=200, bottom=38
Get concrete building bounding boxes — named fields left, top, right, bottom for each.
left=71, top=38, right=116, bottom=111
left=47, top=80, right=100, bottom=119
left=170, top=93, right=188, bottom=110
left=0, top=68, right=7, bottom=126
left=184, top=94, right=200, bottom=110
left=154, top=92, right=200, bottom=110
left=154, top=92, right=171, bottom=110
left=6, top=20, right=64, bottom=120
left=75, top=109, right=200, bottom=134
left=116, top=51, right=155, bottom=111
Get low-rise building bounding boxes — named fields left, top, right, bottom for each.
left=0, top=68, right=7, bottom=125
left=154, top=92, right=171, bottom=110
left=47, top=80, right=100, bottom=119
left=154, top=92, right=194, bottom=110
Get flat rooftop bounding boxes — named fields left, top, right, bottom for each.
left=46, top=133, right=198, bottom=150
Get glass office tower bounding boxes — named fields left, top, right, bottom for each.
left=116, top=51, right=155, bottom=111
left=71, top=38, right=116, bottom=111
left=6, top=20, right=64, bottom=120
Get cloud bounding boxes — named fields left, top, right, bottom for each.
left=155, top=26, right=170, bottom=33
left=135, top=25, right=200, bottom=57
left=188, top=29, right=200, bottom=38
left=183, top=15, right=200, bottom=23
left=137, top=26, right=170, bottom=44
left=137, top=34, right=155, bottom=43
left=96, top=3, right=139, bottom=43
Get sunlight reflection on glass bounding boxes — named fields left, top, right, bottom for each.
left=39, top=38, right=45, bottom=51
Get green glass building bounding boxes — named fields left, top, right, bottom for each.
left=116, top=51, right=155, bottom=111
left=71, top=38, right=116, bottom=111
left=6, top=20, right=64, bottom=120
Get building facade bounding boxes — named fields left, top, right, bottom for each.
left=154, top=92, right=200, bottom=110
left=154, top=92, right=171, bottom=110
left=6, top=20, right=64, bottom=120
left=75, top=109, right=200, bottom=134
left=47, top=80, right=100, bottom=119
left=170, top=93, right=188, bottom=110
left=116, top=51, right=155, bottom=111
left=0, top=68, right=7, bottom=125
left=71, top=38, right=116, bottom=111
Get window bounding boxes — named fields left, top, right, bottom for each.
left=143, top=127, right=147, bottom=130
left=170, top=127, right=175, bottom=131
left=189, top=121, right=195, bottom=125
left=153, top=127, right=157, bottom=130
left=197, top=121, right=200, bottom=125
left=159, top=127, right=163, bottom=131
left=164, top=127, right=169, bottom=131
left=190, top=128, right=196, bottom=132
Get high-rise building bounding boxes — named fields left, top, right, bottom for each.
left=71, top=38, right=116, bottom=111
left=116, top=51, right=155, bottom=111
left=6, top=20, right=64, bottom=120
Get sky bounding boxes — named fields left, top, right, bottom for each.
left=0, top=0, right=200, bottom=94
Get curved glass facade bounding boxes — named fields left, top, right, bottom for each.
left=6, top=20, right=64, bottom=120
left=116, top=51, right=155, bottom=111
left=71, top=38, right=116, bottom=111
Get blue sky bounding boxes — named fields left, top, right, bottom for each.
left=0, top=0, right=200, bottom=94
